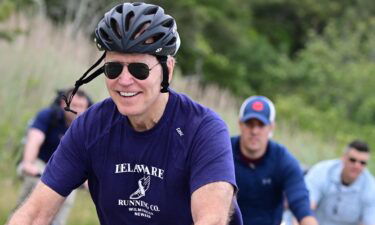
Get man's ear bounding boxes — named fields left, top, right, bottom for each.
left=270, top=122, right=276, bottom=131
left=166, top=56, right=175, bottom=82
left=268, top=122, right=276, bottom=138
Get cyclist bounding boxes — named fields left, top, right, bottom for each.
left=305, top=140, right=375, bottom=225
left=8, top=2, right=240, bottom=225
left=231, top=96, right=318, bottom=225
left=15, top=88, right=91, bottom=225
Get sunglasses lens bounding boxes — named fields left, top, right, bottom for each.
left=128, top=63, right=150, bottom=80
left=104, top=62, right=123, bottom=79
left=349, top=158, right=356, bottom=163
left=349, top=157, right=367, bottom=166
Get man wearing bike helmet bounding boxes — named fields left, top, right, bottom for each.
left=14, top=88, right=92, bottom=225
left=8, top=2, right=241, bottom=225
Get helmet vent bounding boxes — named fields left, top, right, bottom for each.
left=162, top=19, right=174, bottom=28
left=144, top=6, right=158, bottom=15
left=110, top=18, right=122, bottom=39
left=146, top=33, right=164, bottom=45
left=131, top=21, right=151, bottom=40
left=115, top=5, right=123, bottom=14
left=133, top=2, right=142, bottom=6
left=166, top=37, right=176, bottom=46
left=99, top=28, right=112, bottom=43
left=125, top=11, right=135, bottom=31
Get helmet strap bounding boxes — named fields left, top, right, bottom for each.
left=63, top=52, right=106, bottom=114
left=156, top=55, right=169, bottom=93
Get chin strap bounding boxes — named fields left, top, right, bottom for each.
left=63, top=52, right=106, bottom=114
left=156, top=55, right=169, bottom=93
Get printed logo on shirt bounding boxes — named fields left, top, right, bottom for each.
left=176, top=127, right=184, bottom=136
left=262, top=178, right=272, bottom=185
left=115, top=163, right=163, bottom=219
left=115, top=163, right=164, bottom=179
left=130, top=175, right=151, bottom=200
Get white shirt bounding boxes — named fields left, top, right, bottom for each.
left=305, top=159, right=375, bottom=225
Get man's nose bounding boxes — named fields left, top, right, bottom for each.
left=249, top=125, right=261, bottom=134
left=117, top=67, right=135, bottom=85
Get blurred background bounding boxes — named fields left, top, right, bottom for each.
left=0, top=0, right=374, bottom=224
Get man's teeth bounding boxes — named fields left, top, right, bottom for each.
left=119, top=92, right=137, bottom=97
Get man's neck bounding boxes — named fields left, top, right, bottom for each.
left=239, top=140, right=267, bottom=160
left=340, top=173, right=355, bottom=186
left=128, top=93, right=169, bottom=132
left=241, top=149, right=266, bottom=161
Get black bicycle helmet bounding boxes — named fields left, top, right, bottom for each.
left=94, top=2, right=180, bottom=56
left=63, top=2, right=180, bottom=113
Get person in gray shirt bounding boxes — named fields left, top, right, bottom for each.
left=305, top=140, right=375, bottom=225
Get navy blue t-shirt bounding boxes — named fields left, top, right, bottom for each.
left=30, top=107, right=68, bottom=163
left=42, top=90, right=239, bottom=225
left=231, top=136, right=312, bottom=225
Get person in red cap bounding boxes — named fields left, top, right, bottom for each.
left=231, top=96, right=318, bottom=225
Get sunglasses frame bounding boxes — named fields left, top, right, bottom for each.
left=104, top=61, right=160, bottom=80
left=348, top=157, right=367, bottom=166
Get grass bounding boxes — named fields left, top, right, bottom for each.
left=0, top=14, right=343, bottom=223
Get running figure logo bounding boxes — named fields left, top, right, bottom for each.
left=130, top=175, right=151, bottom=200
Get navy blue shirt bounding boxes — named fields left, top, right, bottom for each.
left=30, top=107, right=68, bottom=163
left=42, top=90, right=241, bottom=225
left=231, top=136, right=312, bottom=225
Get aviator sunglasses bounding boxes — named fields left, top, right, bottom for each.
left=348, top=157, right=367, bottom=166
left=104, top=61, right=159, bottom=80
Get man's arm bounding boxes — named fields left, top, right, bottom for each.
left=7, top=181, right=65, bottom=225
left=21, top=128, right=45, bottom=176
left=361, top=186, right=375, bottom=225
left=299, top=216, right=319, bottom=225
left=281, top=155, right=319, bottom=225
left=191, top=181, right=234, bottom=225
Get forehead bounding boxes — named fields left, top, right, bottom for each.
left=346, top=148, right=370, bottom=159
left=105, top=51, right=155, bottom=62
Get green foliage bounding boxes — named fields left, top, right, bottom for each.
left=269, top=16, right=375, bottom=121
left=0, top=0, right=15, bottom=21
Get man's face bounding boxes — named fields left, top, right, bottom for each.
left=63, top=95, right=89, bottom=122
left=239, top=118, right=274, bottom=155
left=342, top=148, right=370, bottom=183
left=104, top=51, right=173, bottom=117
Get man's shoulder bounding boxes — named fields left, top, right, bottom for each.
left=31, top=106, right=64, bottom=129
left=362, top=169, right=375, bottom=189
left=268, top=140, right=288, bottom=151
left=83, top=98, right=116, bottom=118
left=231, top=136, right=240, bottom=144
left=173, top=90, right=213, bottom=116
left=306, top=159, right=339, bottom=181
left=230, top=136, right=240, bottom=154
left=267, top=140, right=294, bottom=160
left=35, top=107, right=56, bottom=119
left=311, top=159, right=339, bottom=170
left=171, top=90, right=225, bottom=129
left=74, top=98, right=119, bottom=136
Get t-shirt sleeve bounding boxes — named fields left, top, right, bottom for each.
left=30, top=109, right=52, bottom=133
left=304, top=163, right=325, bottom=205
left=41, top=115, right=88, bottom=197
left=362, top=180, right=375, bottom=225
left=189, top=116, right=237, bottom=194
left=281, top=152, right=313, bottom=221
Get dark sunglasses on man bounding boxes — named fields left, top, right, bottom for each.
left=104, top=62, right=159, bottom=80
left=348, top=157, right=367, bottom=166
